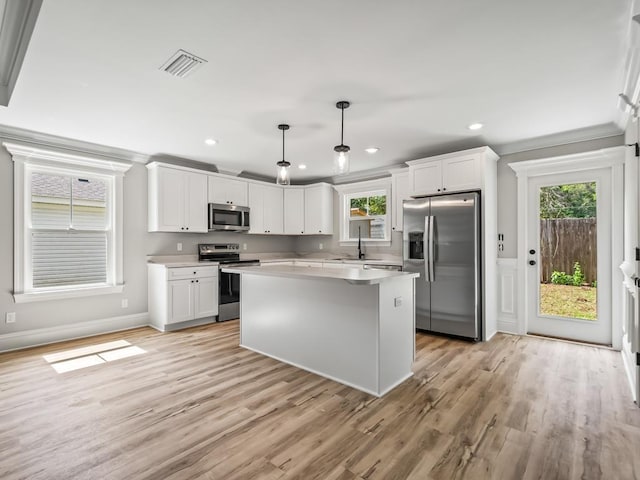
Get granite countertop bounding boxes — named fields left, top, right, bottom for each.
left=221, top=264, right=418, bottom=285
left=147, top=254, right=403, bottom=268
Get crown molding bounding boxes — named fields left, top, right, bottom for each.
left=4, top=141, right=133, bottom=174
left=494, top=123, right=623, bottom=157
left=0, top=124, right=149, bottom=164
left=0, top=0, right=43, bottom=106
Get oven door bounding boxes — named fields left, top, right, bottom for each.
left=218, top=270, right=241, bottom=321
left=209, top=204, right=250, bottom=232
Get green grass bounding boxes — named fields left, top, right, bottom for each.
left=540, top=283, right=597, bottom=321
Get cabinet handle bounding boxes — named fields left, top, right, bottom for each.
left=193, top=271, right=196, bottom=274
left=437, top=189, right=441, bottom=192
left=186, top=227, right=189, bottom=230
left=443, top=188, right=447, bottom=191
left=196, top=280, right=199, bottom=283
left=181, top=227, right=185, bottom=230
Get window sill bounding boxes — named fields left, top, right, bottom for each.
left=339, top=240, right=391, bottom=247
left=13, top=284, right=124, bottom=303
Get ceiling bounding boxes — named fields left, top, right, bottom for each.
left=0, top=0, right=634, bottom=182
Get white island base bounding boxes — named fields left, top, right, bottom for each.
left=226, top=265, right=417, bottom=397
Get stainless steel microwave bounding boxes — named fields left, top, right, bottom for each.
left=208, top=203, right=250, bottom=232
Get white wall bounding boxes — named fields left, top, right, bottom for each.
left=497, top=135, right=624, bottom=258
left=0, top=149, right=296, bottom=337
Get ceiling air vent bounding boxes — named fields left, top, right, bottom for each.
left=160, top=49, right=207, bottom=78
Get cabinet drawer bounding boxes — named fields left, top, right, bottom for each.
left=167, top=266, right=219, bottom=280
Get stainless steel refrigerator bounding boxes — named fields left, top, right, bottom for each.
left=403, top=191, right=481, bottom=340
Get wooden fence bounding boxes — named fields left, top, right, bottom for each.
left=539, top=218, right=597, bottom=284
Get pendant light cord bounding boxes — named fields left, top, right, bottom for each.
left=282, top=127, right=285, bottom=161
left=340, top=105, right=345, bottom=146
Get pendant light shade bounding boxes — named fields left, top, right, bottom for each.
left=333, top=101, right=351, bottom=174
left=276, top=124, right=291, bottom=185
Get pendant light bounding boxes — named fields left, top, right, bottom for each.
left=333, top=101, right=351, bottom=174
left=276, top=124, right=291, bottom=185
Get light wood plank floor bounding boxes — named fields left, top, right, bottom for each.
left=1, top=321, right=639, bottom=480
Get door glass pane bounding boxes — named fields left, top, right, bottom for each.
left=539, top=182, right=597, bottom=320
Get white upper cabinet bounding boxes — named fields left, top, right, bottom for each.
left=442, top=155, right=481, bottom=192
left=284, top=188, right=305, bottom=235
left=409, top=154, right=481, bottom=196
left=208, top=175, right=248, bottom=206
left=391, top=169, right=412, bottom=232
left=248, top=183, right=284, bottom=234
left=412, top=161, right=442, bottom=196
left=147, top=163, right=208, bottom=233
left=304, top=184, right=334, bottom=235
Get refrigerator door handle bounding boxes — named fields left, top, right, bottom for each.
left=424, top=216, right=430, bottom=281
left=428, top=215, right=435, bottom=281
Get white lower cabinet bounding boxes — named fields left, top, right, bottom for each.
left=148, top=265, right=219, bottom=331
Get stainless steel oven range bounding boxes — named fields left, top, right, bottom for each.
left=198, top=243, right=260, bottom=321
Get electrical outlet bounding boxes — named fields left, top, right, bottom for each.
left=6, top=312, right=16, bottom=324
left=243, top=243, right=247, bottom=251
left=319, top=243, right=323, bottom=250
left=121, top=299, right=128, bottom=308
left=394, top=297, right=402, bottom=307
left=177, top=243, right=183, bottom=252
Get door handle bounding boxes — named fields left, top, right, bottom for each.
left=428, top=216, right=435, bottom=281
left=424, top=216, right=430, bottom=282
left=529, top=260, right=536, bottom=266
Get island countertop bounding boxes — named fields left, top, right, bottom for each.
left=221, top=264, right=419, bottom=285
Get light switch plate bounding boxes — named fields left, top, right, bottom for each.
left=394, top=297, right=402, bottom=307
left=177, top=243, right=183, bottom=252
left=6, top=312, right=16, bottom=323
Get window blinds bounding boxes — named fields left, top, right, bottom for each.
left=30, top=172, right=109, bottom=289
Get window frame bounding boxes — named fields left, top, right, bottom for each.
left=7, top=142, right=131, bottom=303
left=335, top=178, right=392, bottom=246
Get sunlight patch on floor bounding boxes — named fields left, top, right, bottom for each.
left=44, top=339, right=146, bottom=373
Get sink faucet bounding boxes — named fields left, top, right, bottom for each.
left=358, top=226, right=365, bottom=260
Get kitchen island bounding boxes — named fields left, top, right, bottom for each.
left=221, top=264, right=418, bottom=396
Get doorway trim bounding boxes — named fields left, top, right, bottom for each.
left=509, top=146, right=625, bottom=349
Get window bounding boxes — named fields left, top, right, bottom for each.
left=336, top=179, right=391, bottom=244
left=6, top=142, right=131, bottom=302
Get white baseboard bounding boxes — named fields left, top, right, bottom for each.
left=0, top=312, right=150, bottom=353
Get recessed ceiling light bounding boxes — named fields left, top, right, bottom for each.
left=204, top=138, right=218, bottom=146
left=365, top=147, right=380, bottom=154
left=298, top=164, right=307, bottom=170
left=468, top=123, right=483, bottom=131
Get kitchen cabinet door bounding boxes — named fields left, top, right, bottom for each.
left=412, top=161, right=442, bottom=196
left=167, top=279, right=194, bottom=324
left=155, top=167, right=185, bottom=232
left=208, top=175, right=249, bottom=206
left=248, top=183, right=265, bottom=234
left=185, top=172, right=208, bottom=233
left=284, top=188, right=305, bottom=234
left=304, top=184, right=333, bottom=235
left=194, top=276, right=218, bottom=318
left=263, top=185, right=284, bottom=234
left=392, top=170, right=412, bottom=232
left=442, top=155, right=481, bottom=192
